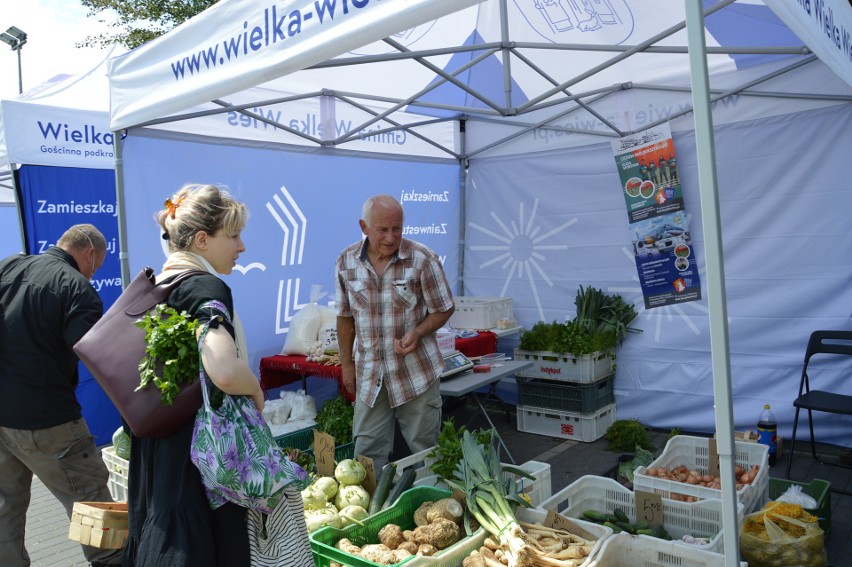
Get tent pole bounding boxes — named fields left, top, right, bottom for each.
left=684, top=2, right=740, bottom=566
left=113, top=131, right=131, bottom=289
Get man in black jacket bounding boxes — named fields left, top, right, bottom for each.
left=0, top=224, right=121, bottom=567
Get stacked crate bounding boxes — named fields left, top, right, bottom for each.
left=514, top=349, right=616, bottom=442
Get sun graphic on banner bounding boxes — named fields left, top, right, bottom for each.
left=467, top=198, right=576, bottom=321
left=608, top=246, right=726, bottom=343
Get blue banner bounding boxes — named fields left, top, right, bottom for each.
left=121, top=134, right=462, bottom=376
left=16, top=165, right=122, bottom=445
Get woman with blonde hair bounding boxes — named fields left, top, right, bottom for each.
left=122, top=184, right=310, bottom=566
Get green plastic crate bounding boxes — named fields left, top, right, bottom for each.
left=515, top=373, right=615, bottom=413
left=311, top=486, right=458, bottom=567
left=274, top=426, right=354, bottom=465
left=768, top=477, right=831, bottom=535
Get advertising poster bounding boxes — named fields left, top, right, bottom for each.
left=611, top=124, right=701, bottom=309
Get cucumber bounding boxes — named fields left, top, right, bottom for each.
left=382, top=468, right=416, bottom=510
left=582, top=510, right=610, bottom=523
left=368, top=462, right=397, bottom=515
left=614, top=521, right=636, bottom=534
left=603, top=521, right=623, bottom=533
left=613, top=508, right=630, bottom=523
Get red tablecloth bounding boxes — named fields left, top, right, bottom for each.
left=259, top=331, right=498, bottom=399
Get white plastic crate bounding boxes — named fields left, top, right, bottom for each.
left=517, top=403, right=616, bottom=443
left=102, top=446, right=129, bottom=502
left=633, top=435, right=769, bottom=514
left=589, top=532, right=747, bottom=567
left=393, top=448, right=552, bottom=506
left=538, top=475, right=744, bottom=555
left=514, top=349, right=615, bottom=383
left=448, top=297, right=513, bottom=329
left=514, top=507, right=614, bottom=567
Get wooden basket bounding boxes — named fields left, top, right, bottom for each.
left=68, top=501, right=128, bottom=549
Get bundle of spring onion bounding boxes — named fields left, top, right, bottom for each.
left=448, top=430, right=584, bottom=567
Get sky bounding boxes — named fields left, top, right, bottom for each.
left=0, top=0, right=117, bottom=101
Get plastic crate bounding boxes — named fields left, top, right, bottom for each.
left=516, top=374, right=615, bottom=413
left=538, top=475, right=744, bottom=555
left=311, top=485, right=485, bottom=567
left=274, top=426, right=354, bottom=464
left=517, top=403, right=616, bottom=443
left=392, top=447, right=552, bottom=506
left=448, top=297, right=513, bottom=329
left=514, top=506, right=614, bottom=567
left=634, top=436, right=769, bottom=514
left=768, top=477, right=831, bottom=535
left=101, top=446, right=129, bottom=502
left=588, top=532, right=748, bottom=567
left=514, top=349, right=614, bottom=383
left=411, top=460, right=553, bottom=508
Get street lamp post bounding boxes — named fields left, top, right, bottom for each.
left=0, top=26, right=27, bottom=94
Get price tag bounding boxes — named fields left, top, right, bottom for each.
left=635, top=490, right=664, bottom=528
left=314, top=430, right=336, bottom=478
left=708, top=438, right=720, bottom=477
left=544, top=510, right=596, bottom=541
left=358, top=455, right=377, bottom=495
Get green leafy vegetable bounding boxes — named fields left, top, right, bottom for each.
left=617, top=445, right=655, bottom=483
left=314, top=395, right=354, bottom=444
left=135, top=304, right=200, bottom=406
left=427, top=418, right=492, bottom=481
left=604, top=419, right=654, bottom=452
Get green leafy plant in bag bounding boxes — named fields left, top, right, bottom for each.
left=135, top=304, right=200, bottom=406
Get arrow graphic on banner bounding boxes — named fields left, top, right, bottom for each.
left=266, top=184, right=307, bottom=267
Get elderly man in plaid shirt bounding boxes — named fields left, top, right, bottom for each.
left=335, top=195, right=455, bottom=473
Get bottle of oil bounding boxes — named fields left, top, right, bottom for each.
left=757, top=404, right=778, bottom=466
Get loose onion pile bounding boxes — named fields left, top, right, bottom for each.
left=642, top=464, right=761, bottom=502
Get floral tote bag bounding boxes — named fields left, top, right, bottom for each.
left=190, top=300, right=309, bottom=513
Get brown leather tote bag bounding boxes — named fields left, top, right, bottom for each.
left=74, top=267, right=207, bottom=438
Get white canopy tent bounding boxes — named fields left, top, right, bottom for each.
left=107, top=2, right=851, bottom=562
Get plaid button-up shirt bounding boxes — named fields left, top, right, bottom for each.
left=335, top=238, right=454, bottom=408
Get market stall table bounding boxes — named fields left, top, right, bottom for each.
left=259, top=331, right=500, bottom=399
left=439, top=360, right=533, bottom=464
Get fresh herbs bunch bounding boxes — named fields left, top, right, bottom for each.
left=135, top=304, right=200, bottom=406
left=518, top=286, right=640, bottom=355
left=314, top=395, right=354, bottom=444
left=427, top=418, right=493, bottom=481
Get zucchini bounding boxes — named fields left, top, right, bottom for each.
left=382, top=468, right=416, bottom=510
left=368, top=462, right=397, bottom=515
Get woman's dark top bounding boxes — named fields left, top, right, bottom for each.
left=122, top=273, right=250, bottom=567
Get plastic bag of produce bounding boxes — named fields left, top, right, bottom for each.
left=739, top=501, right=826, bottom=567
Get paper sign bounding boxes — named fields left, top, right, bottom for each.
left=708, top=438, right=720, bottom=477
left=635, top=490, right=664, bottom=527
left=544, top=510, right=597, bottom=541
left=358, top=455, right=377, bottom=495
left=314, top=430, right=336, bottom=478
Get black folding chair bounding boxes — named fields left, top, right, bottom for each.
left=785, top=330, right=852, bottom=495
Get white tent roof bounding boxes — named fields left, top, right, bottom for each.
left=0, top=45, right=121, bottom=171
left=107, top=0, right=851, bottom=158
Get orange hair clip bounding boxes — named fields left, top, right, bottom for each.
left=164, top=195, right=186, bottom=219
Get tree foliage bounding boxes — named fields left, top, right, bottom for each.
left=77, top=0, right=216, bottom=49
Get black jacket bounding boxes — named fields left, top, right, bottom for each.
left=0, top=247, right=103, bottom=429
